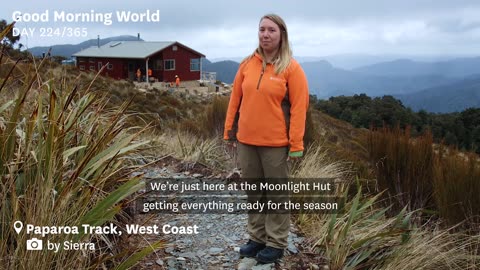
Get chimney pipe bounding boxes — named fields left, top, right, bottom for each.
left=97, top=35, right=100, bottom=48
left=137, top=33, right=140, bottom=40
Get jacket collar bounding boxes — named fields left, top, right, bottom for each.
left=254, top=51, right=263, bottom=62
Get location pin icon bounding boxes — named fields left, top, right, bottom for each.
left=14, top=221, right=23, bottom=234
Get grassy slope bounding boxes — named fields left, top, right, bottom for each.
left=8, top=62, right=477, bottom=269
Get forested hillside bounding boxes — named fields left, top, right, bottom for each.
left=313, top=94, right=480, bottom=153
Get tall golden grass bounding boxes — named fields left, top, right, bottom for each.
left=433, top=145, right=480, bottom=228
left=366, top=126, right=435, bottom=214
left=366, top=125, right=480, bottom=230
left=295, top=143, right=478, bottom=269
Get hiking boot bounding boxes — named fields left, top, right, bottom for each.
left=239, top=240, right=266, bottom=258
left=256, top=246, right=284, bottom=264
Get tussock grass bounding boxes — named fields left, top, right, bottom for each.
left=289, top=142, right=351, bottom=207
left=433, top=146, right=480, bottom=228
left=140, top=130, right=231, bottom=170
left=299, top=188, right=478, bottom=270
left=308, top=110, right=372, bottom=180
left=378, top=228, right=479, bottom=270
left=176, top=95, right=230, bottom=139
left=302, top=190, right=411, bottom=270
left=366, top=125, right=480, bottom=230
left=303, top=109, right=318, bottom=148
left=294, top=142, right=478, bottom=269
left=49, top=67, right=206, bottom=132
left=366, top=126, right=435, bottom=214
left=199, top=95, right=229, bottom=138
left=291, top=142, right=351, bottom=179
left=0, top=23, right=163, bottom=269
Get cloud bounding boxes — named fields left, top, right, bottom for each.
left=2, top=0, right=480, bottom=57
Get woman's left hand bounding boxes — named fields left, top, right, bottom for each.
left=287, top=156, right=301, bottom=161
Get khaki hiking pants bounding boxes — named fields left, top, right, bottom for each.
left=237, top=142, right=290, bottom=249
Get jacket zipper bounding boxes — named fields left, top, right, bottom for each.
left=256, top=65, right=265, bottom=90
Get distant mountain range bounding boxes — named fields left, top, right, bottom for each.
left=28, top=36, right=480, bottom=113
left=27, top=35, right=143, bottom=57
left=353, top=57, right=480, bottom=78
left=395, top=75, right=480, bottom=113
left=210, top=54, right=458, bottom=70
left=203, top=57, right=480, bottom=113
left=299, top=61, right=457, bottom=98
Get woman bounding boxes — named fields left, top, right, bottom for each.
left=223, top=14, right=309, bottom=263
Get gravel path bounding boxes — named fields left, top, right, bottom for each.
left=130, top=158, right=309, bottom=270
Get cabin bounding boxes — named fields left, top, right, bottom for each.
left=73, top=41, right=205, bottom=82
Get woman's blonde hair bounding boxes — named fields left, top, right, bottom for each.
left=245, top=14, right=292, bottom=74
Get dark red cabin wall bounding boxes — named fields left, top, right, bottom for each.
left=76, top=57, right=127, bottom=79
left=161, top=45, right=202, bottom=82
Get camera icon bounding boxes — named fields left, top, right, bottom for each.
left=26, top=238, right=43, bottom=250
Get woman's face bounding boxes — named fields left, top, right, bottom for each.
left=258, top=18, right=281, bottom=53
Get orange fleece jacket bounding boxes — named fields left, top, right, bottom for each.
left=224, top=53, right=309, bottom=153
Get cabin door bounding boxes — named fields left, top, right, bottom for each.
left=128, top=62, right=135, bottom=81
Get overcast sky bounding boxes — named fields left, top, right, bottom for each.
left=2, top=0, right=480, bottom=59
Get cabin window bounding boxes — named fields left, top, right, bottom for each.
left=172, top=45, right=177, bottom=51
left=107, top=64, right=113, bottom=70
left=79, top=65, right=85, bottom=70
left=89, top=66, right=95, bottom=71
left=164, top=59, right=175, bottom=70
left=190, top=58, right=200, bottom=71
